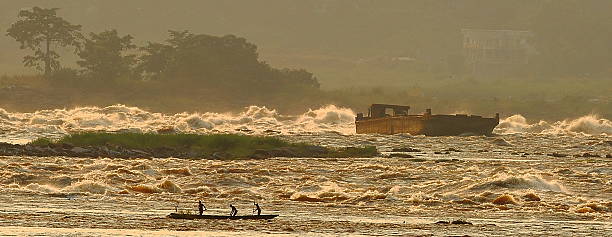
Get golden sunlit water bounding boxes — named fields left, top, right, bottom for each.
left=1, top=111, right=610, bottom=236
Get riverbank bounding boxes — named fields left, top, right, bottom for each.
left=1, top=75, right=611, bottom=121
left=0, top=133, right=378, bottom=159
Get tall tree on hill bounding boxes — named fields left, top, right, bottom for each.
left=6, top=7, right=82, bottom=77
left=77, top=29, right=136, bottom=80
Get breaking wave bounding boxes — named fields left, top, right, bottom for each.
left=18, top=181, right=116, bottom=195
left=1, top=104, right=610, bottom=144
left=0, top=104, right=357, bottom=143
left=496, top=114, right=612, bottom=135
left=64, top=181, right=115, bottom=195
left=467, top=174, right=567, bottom=193
left=287, top=182, right=394, bottom=204
left=129, top=180, right=182, bottom=194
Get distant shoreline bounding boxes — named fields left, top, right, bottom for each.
left=1, top=75, right=610, bottom=121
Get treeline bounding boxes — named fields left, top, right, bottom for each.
left=5, top=7, right=320, bottom=98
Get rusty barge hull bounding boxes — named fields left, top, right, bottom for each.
left=355, top=104, right=499, bottom=136
left=356, top=115, right=498, bottom=136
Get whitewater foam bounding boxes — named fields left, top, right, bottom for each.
left=0, top=104, right=358, bottom=143
left=496, top=114, right=612, bottom=135
left=0, top=104, right=610, bottom=144
left=64, top=181, right=115, bottom=195
left=467, top=174, right=567, bottom=193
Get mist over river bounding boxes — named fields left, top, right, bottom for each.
left=0, top=105, right=611, bottom=236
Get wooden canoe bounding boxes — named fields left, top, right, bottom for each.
left=168, top=213, right=278, bottom=220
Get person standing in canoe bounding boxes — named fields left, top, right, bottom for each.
left=198, top=200, right=206, bottom=215
left=253, top=202, right=261, bottom=216
left=229, top=204, right=238, bottom=216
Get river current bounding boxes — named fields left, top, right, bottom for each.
left=0, top=105, right=610, bottom=236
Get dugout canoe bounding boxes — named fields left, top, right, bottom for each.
left=168, top=213, right=279, bottom=220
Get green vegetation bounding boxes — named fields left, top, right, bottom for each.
left=28, top=137, right=53, bottom=146
left=29, top=132, right=379, bottom=158
left=136, top=30, right=319, bottom=91
left=6, top=7, right=82, bottom=76
left=327, top=146, right=379, bottom=158
left=4, top=7, right=319, bottom=110
left=77, top=29, right=136, bottom=80
left=50, top=133, right=286, bottom=157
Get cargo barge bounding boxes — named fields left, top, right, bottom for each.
left=355, top=104, right=499, bottom=136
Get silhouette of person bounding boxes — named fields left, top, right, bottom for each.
left=229, top=204, right=238, bottom=216
left=198, top=200, right=206, bottom=215
left=253, top=203, right=261, bottom=216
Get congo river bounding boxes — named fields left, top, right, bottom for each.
left=0, top=133, right=610, bottom=236
left=0, top=105, right=611, bottom=236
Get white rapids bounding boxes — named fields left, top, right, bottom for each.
left=0, top=105, right=610, bottom=236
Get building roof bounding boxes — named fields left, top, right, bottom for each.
left=461, top=29, right=533, bottom=37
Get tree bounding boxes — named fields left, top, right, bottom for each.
left=136, top=41, right=175, bottom=80
left=138, top=30, right=261, bottom=82
left=6, top=7, right=82, bottom=77
left=77, top=30, right=136, bottom=80
left=137, top=30, right=320, bottom=95
left=277, top=68, right=320, bottom=89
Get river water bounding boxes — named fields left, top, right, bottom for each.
left=0, top=105, right=611, bottom=236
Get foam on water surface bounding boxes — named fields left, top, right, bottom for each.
left=1, top=105, right=610, bottom=144
left=496, top=114, right=612, bottom=135
left=0, top=106, right=611, bottom=235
